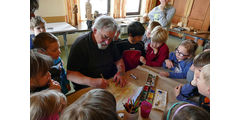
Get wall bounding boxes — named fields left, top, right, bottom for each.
left=35, top=0, right=66, bottom=17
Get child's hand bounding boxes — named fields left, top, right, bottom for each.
left=175, top=84, right=182, bottom=97
left=165, top=59, right=174, bottom=69
left=140, top=56, right=146, bottom=64
left=159, top=71, right=169, bottom=77
left=49, top=79, right=61, bottom=91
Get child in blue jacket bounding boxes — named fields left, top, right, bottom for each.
left=160, top=39, right=198, bottom=79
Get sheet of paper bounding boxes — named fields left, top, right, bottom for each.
left=152, top=89, right=167, bottom=111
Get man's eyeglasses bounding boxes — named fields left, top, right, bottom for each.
left=175, top=48, right=189, bottom=57
left=100, top=31, right=113, bottom=42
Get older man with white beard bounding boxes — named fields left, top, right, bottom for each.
left=67, top=16, right=126, bottom=91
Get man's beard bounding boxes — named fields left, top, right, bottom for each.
left=97, top=42, right=108, bottom=50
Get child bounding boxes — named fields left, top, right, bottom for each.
left=60, top=89, right=119, bottom=120
left=163, top=102, right=210, bottom=120
left=196, top=64, right=210, bottom=98
left=30, top=16, right=46, bottom=49
left=30, top=50, right=61, bottom=93
left=160, top=39, right=198, bottom=79
left=140, top=26, right=169, bottom=67
left=115, top=21, right=146, bottom=71
left=175, top=51, right=210, bottom=111
left=30, top=89, right=67, bottom=120
left=142, top=21, right=160, bottom=50
left=186, top=42, right=210, bottom=83
left=33, top=32, right=71, bottom=94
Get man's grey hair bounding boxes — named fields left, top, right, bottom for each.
left=92, top=15, right=118, bottom=32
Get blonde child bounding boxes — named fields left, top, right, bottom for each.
left=163, top=102, right=210, bottom=120
left=142, top=21, right=161, bottom=50
left=60, top=89, right=119, bottom=120
left=160, top=39, right=198, bottom=79
left=30, top=50, right=61, bottom=93
left=33, top=32, right=71, bottom=94
left=140, top=26, right=169, bottom=67
left=30, top=89, right=67, bottom=120
left=30, top=16, right=46, bottom=49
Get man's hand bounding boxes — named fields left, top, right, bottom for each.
left=165, top=59, right=173, bottom=69
left=49, top=79, right=61, bottom=91
left=113, top=72, right=127, bottom=87
left=94, top=78, right=109, bottom=89
left=140, top=56, right=146, bottom=64
left=159, top=71, right=170, bottom=77
left=175, top=84, right=182, bottom=97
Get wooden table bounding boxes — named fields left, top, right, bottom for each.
left=66, top=65, right=187, bottom=120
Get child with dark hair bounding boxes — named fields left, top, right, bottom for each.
left=163, top=102, right=210, bottom=120
left=33, top=32, right=71, bottom=94
left=175, top=51, right=210, bottom=112
left=115, top=21, right=146, bottom=71
left=160, top=39, right=198, bottom=79
left=30, top=50, right=61, bottom=93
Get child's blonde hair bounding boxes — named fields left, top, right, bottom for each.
left=60, top=89, right=119, bottom=120
left=30, top=16, right=46, bottom=29
left=30, top=89, right=67, bottom=120
left=148, top=21, right=161, bottom=31
left=151, top=26, right=168, bottom=43
left=163, top=102, right=209, bottom=120
left=193, top=50, right=210, bottom=68
left=200, top=64, right=210, bottom=87
left=178, top=39, right=198, bottom=59
left=33, top=32, right=59, bottom=50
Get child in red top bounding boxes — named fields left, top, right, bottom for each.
left=140, top=26, right=169, bottom=67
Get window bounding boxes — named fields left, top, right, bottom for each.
left=126, top=0, right=141, bottom=15
left=80, top=0, right=110, bottom=20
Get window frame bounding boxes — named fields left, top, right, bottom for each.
left=126, top=0, right=142, bottom=15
